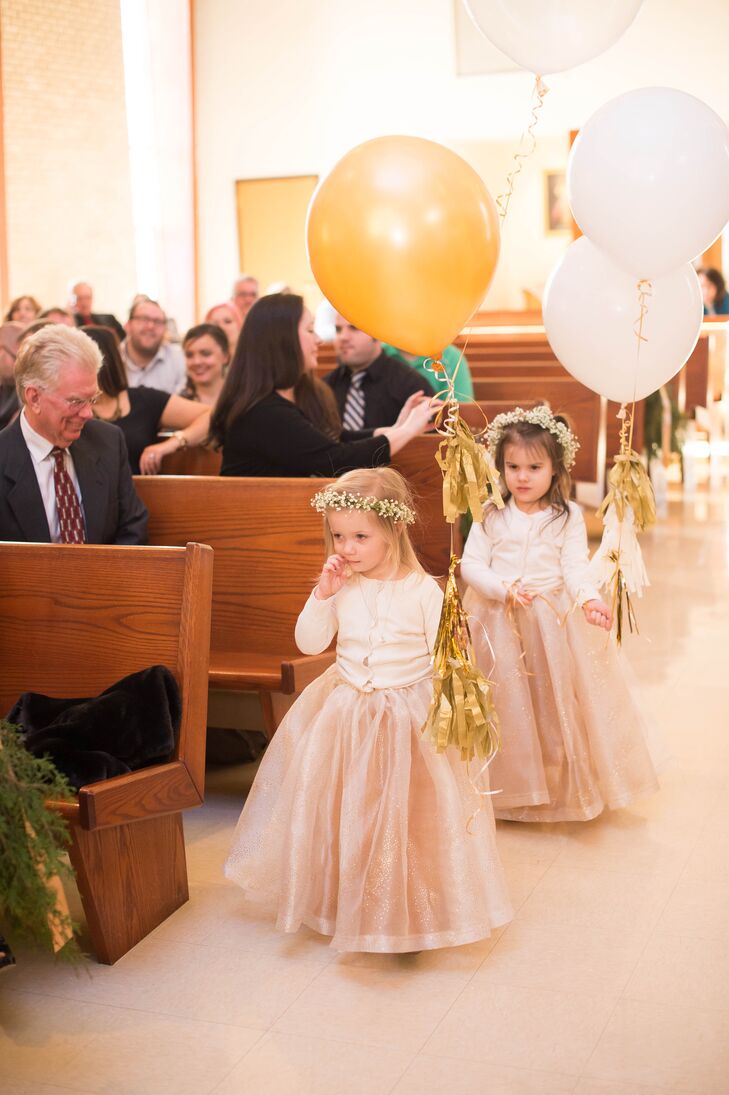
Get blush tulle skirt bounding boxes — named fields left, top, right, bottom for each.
left=465, top=587, right=660, bottom=823
left=224, top=665, right=512, bottom=953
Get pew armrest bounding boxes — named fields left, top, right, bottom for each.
left=76, top=761, right=202, bottom=831
left=280, top=651, right=336, bottom=693
left=209, top=650, right=335, bottom=693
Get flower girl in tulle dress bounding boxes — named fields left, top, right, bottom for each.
left=224, top=467, right=512, bottom=952
left=461, top=406, right=659, bottom=823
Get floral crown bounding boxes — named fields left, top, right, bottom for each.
left=311, top=487, right=416, bottom=525
left=486, top=405, right=579, bottom=470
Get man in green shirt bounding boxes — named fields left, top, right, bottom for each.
left=381, top=343, right=474, bottom=402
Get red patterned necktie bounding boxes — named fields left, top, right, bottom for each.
left=51, top=447, right=86, bottom=544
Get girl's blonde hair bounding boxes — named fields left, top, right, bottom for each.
left=321, top=467, right=424, bottom=574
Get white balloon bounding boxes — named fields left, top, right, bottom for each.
left=569, top=87, right=729, bottom=278
left=542, top=237, right=703, bottom=404
left=463, top=0, right=643, bottom=75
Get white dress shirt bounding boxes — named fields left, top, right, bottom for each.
left=295, top=571, right=443, bottom=691
left=19, top=411, right=85, bottom=542
left=120, top=340, right=186, bottom=394
left=460, top=498, right=600, bottom=606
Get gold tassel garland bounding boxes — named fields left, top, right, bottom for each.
left=594, top=404, right=657, bottom=646
left=598, top=450, right=656, bottom=532
left=423, top=556, right=500, bottom=763
left=435, top=405, right=503, bottom=524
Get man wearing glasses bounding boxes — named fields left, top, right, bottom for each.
left=120, top=298, right=186, bottom=394
left=0, top=325, right=147, bottom=544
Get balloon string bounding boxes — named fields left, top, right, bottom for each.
left=495, top=75, right=549, bottom=224
left=629, top=279, right=652, bottom=453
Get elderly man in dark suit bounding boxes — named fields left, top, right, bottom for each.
left=0, top=325, right=147, bottom=544
left=70, top=281, right=125, bottom=342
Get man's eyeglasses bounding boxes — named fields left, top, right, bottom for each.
left=130, top=315, right=166, bottom=327
left=40, top=389, right=102, bottom=411
left=62, top=394, right=101, bottom=410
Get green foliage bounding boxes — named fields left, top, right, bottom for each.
left=0, top=721, right=81, bottom=960
left=644, top=389, right=685, bottom=457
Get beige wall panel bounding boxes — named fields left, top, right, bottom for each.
left=0, top=0, right=135, bottom=317
left=236, top=175, right=317, bottom=301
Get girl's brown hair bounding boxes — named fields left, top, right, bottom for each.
left=321, top=467, right=424, bottom=575
left=493, top=408, right=572, bottom=522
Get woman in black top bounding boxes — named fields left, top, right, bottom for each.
left=83, top=326, right=211, bottom=474
left=209, top=295, right=434, bottom=478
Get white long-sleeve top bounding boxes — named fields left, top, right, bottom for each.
left=294, top=571, right=443, bottom=691
left=460, top=499, right=600, bottom=605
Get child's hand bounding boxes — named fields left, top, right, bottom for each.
left=583, top=598, right=612, bottom=630
left=507, top=583, right=533, bottom=608
left=315, top=554, right=349, bottom=599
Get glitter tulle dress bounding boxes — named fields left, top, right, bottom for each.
left=461, top=500, right=659, bottom=823
left=224, top=571, right=512, bottom=952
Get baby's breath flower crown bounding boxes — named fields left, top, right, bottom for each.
left=311, top=488, right=416, bottom=525
left=486, top=405, right=579, bottom=470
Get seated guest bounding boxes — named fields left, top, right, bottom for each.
left=324, top=315, right=432, bottom=429
left=69, top=280, right=125, bottom=341
left=40, top=307, right=75, bottom=326
left=0, top=322, right=22, bottom=428
left=231, top=273, right=259, bottom=323
left=0, top=325, right=147, bottom=543
left=210, top=294, right=434, bottom=478
left=83, top=325, right=211, bottom=475
left=204, top=302, right=242, bottom=356
left=381, top=342, right=475, bottom=402
left=4, top=295, right=41, bottom=326
left=698, top=267, right=729, bottom=316
left=179, top=323, right=229, bottom=406
left=119, top=297, right=186, bottom=394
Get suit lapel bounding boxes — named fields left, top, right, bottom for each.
left=4, top=420, right=52, bottom=542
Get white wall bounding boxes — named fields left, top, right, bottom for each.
left=193, top=0, right=729, bottom=313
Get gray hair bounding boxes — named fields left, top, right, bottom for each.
left=15, top=324, right=101, bottom=403
left=233, top=273, right=259, bottom=291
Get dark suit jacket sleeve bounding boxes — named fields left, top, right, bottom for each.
left=113, top=429, right=148, bottom=544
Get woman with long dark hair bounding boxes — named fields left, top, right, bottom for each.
left=210, top=295, right=433, bottom=477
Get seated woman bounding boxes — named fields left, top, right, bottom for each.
left=204, top=301, right=242, bottom=356
left=210, top=294, right=434, bottom=477
left=179, top=323, right=229, bottom=406
left=698, top=267, right=729, bottom=316
left=82, top=325, right=211, bottom=475
left=0, top=322, right=23, bottom=429
left=4, top=295, right=41, bottom=326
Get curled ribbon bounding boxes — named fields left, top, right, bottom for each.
left=496, top=75, right=550, bottom=224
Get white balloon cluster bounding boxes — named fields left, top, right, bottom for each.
left=544, top=88, right=729, bottom=404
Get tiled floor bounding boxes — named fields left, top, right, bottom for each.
left=3, top=487, right=729, bottom=1094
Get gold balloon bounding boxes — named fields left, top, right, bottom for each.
left=306, top=136, right=500, bottom=357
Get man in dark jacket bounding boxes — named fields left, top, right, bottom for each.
left=0, top=325, right=147, bottom=544
left=324, top=314, right=432, bottom=430
left=70, top=281, right=125, bottom=342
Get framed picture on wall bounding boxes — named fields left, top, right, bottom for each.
left=544, top=170, right=571, bottom=234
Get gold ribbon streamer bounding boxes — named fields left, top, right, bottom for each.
left=435, top=409, right=503, bottom=524
left=495, top=75, right=549, bottom=224
left=423, top=555, right=500, bottom=764
left=598, top=445, right=656, bottom=532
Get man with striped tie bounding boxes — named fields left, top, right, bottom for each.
left=0, top=325, right=147, bottom=544
left=324, top=315, right=432, bottom=432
